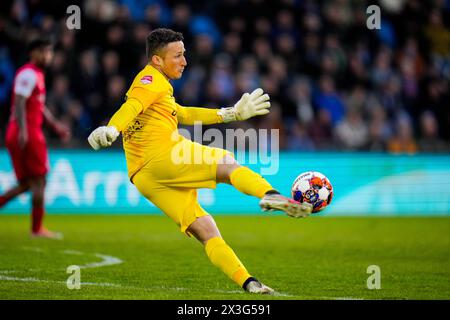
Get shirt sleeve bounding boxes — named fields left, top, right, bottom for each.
left=176, top=104, right=224, bottom=125
left=14, top=69, right=37, bottom=98
left=108, top=83, right=163, bottom=132
left=108, top=98, right=144, bottom=132
left=127, top=86, right=161, bottom=112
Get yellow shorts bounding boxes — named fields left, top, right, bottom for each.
left=132, top=138, right=232, bottom=234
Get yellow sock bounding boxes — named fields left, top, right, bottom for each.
left=205, top=237, right=251, bottom=287
left=229, top=166, right=275, bottom=199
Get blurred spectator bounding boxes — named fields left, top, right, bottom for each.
left=144, top=2, right=171, bottom=29
left=101, top=50, right=120, bottom=78
left=424, top=10, right=450, bottom=58
left=301, top=32, right=322, bottom=77
left=252, top=37, right=273, bottom=70
left=341, top=54, right=370, bottom=89
left=253, top=16, right=272, bottom=38
left=267, top=56, right=288, bottom=84
left=271, top=9, right=299, bottom=47
left=287, top=122, right=315, bottom=151
left=118, top=0, right=162, bottom=22
left=170, top=3, right=192, bottom=44
left=378, top=74, right=405, bottom=120
left=102, top=74, right=126, bottom=122
left=302, top=10, right=322, bottom=34
left=345, top=85, right=368, bottom=113
left=420, top=78, right=450, bottom=140
left=188, top=33, right=215, bottom=71
left=232, top=56, right=260, bottom=100
left=72, top=49, right=103, bottom=123
left=314, top=75, right=346, bottom=126
left=0, top=48, right=14, bottom=109
left=257, top=102, right=287, bottom=150
left=335, top=109, right=369, bottom=150
left=65, top=99, right=92, bottom=142
left=322, top=33, right=347, bottom=78
left=206, top=54, right=235, bottom=106
left=275, top=33, right=298, bottom=71
left=399, top=56, right=420, bottom=107
left=177, top=65, right=206, bottom=106
left=418, top=111, right=448, bottom=152
left=308, top=108, right=334, bottom=150
left=396, top=37, right=425, bottom=81
left=287, top=76, right=314, bottom=124
left=376, top=18, right=397, bottom=49
left=323, top=0, right=353, bottom=32
left=365, top=104, right=392, bottom=151
left=222, top=32, right=242, bottom=68
left=387, top=115, right=418, bottom=154
left=371, top=48, right=394, bottom=89
left=190, top=15, right=221, bottom=49
left=47, top=74, right=72, bottom=114
left=129, top=23, right=150, bottom=71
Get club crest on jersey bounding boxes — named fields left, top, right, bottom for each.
left=140, top=75, right=153, bottom=84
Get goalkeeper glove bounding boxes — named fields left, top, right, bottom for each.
left=87, top=126, right=119, bottom=150
left=219, top=88, right=270, bottom=123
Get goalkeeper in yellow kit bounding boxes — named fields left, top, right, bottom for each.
left=88, top=28, right=312, bottom=294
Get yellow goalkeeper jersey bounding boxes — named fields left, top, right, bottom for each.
left=108, top=64, right=222, bottom=180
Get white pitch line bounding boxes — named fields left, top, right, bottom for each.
left=0, top=275, right=192, bottom=292
left=2, top=247, right=295, bottom=296
left=0, top=270, right=18, bottom=274
left=272, top=291, right=294, bottom=297
left=21, top=247, right=45, bottom=252
left=210, top=289, right=244, bottom=294
left=79, top=253, right=122, bottom=269
left=0, top=275, right=122, bottom=288
left=319, top=296, right=364, bottom=300
left=0, top=275, right=48, bottom=283
left=0, top=247, right=124, bottom=290
left=205, top=289, right=294, bottom=296
left=21, top=247, right=124, bottom=270
left=60, top=250, right=84, bottom=255
left=0, top=274, right=298, bottom=296
left=0, top=274, right=135, bottom=289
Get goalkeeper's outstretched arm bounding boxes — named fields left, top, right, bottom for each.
left=177, top=88, right=271, bottom=125
left=88, top=86, right=161, bottom=150
left=88, top=87, right=271, bottom=150
left=87, top=98, right=143, bottom=150
left=176, top=104, right=223, bottom=125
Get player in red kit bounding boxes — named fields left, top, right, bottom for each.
left=0, top=37, right=71, bottom=239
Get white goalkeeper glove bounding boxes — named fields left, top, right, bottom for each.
left=87, top=126, right=120, bottom=150
left=219, top=88, right=271, bottom=123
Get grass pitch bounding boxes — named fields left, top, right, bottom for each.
left=0, top=214, right=449, bottom=300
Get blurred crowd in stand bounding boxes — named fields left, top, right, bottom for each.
left=1, top=0, right=449, bottom=153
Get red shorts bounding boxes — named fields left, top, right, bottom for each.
left=5, top=126, right=49, bottom=181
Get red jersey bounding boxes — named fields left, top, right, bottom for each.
left=7, top=63, right=46, bottom=136
left=5, top=63, right=49, bottom=180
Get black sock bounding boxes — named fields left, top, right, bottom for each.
left=265, top=189, right=280, bottom=195
left=242, top=277, right=258, bottom=289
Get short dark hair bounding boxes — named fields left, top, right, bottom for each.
left=146, top=28, right=184, bottom=59
left=27, top=37, right=52, bottom=53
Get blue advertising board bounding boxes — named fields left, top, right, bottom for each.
left=0, top=150, right=449, bottom=215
